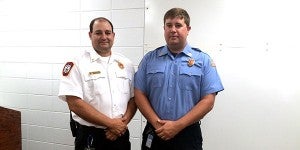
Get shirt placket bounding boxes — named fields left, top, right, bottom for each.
left=166, top=58, right=179, bottom=119
left=107, top=60, right=123, bottom=118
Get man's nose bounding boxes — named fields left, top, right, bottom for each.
left=99, top=33, right=107, bottom=39
left=169, top=26, right=176, bottom=32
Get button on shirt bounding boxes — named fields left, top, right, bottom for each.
left=59, top=49, right=135, bottom=128
left=134, top=44, right=224, bottom=120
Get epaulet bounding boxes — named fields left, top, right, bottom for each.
left=155, top=46, right=164, bottom=50
left=191, top=47, right=202, bottom=52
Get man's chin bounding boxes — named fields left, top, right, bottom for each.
left=98, top=46, right=110, bottom=50
left=168, top=42, right=179, bottom=45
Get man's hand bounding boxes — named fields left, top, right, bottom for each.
left=107, top=117, right=127, bottom=136
left=105, top=116, right=128, bottom=141
left=155, top=120, right=182, bottom=141
left=105, top=130, right=118, bottom=141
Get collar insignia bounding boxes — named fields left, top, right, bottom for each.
left=116, top=60, right=124, bottom=69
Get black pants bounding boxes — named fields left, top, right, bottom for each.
left=142, top=122, right=203, bottom=150
left=75, top=124, right=130, bottom=150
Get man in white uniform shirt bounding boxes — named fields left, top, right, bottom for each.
left=58, top=17, right=136, bottom=150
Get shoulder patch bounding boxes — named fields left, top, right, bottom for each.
left=62, top=62, right=74, bottom=76
left=210, top=59, right=216, bottom=67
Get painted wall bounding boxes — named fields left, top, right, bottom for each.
left=1, top=0, right=300, bottom=150
left=0, top=0, right=144, bottom=149
left=145, top=0, right=300, bottom=150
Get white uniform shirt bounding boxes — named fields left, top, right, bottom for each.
left=58, top=49, right=135, bottom=128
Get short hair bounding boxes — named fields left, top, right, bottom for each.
left=89, top=17, right=114, bottom=33
left=163, top=8, right=190, bottom=26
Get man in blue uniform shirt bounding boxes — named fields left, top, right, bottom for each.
left=134, top=8, right=224, bottom=150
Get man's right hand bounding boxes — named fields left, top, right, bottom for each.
left=107, top=118, right=127, bottom=136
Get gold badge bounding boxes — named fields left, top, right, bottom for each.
left=116, top=60, right=124, bottom=69
left=89, top=71, right=101, bottom=75
left=62, top=62, right=74, bottom=76
left=188, top=58, right=195, bottom=67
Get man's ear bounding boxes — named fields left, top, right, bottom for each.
left=88, top=32, right=92, bottom=39
left=187, top=26, right=191, bottom=31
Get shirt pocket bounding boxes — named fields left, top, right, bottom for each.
left=83, top=71, right=107, bottom=95
left=179, top=66, right=202, bottom=91
left=115, top=70, right=132, bottom=94
left=146, top=65, right=165, bottom=88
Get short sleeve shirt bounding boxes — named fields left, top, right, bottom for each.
left=134, top=44, right=224, bottom=120
left=58, top=49, right=135, bottom=128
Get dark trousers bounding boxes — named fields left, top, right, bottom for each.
left=142, top=122, right=203, bottom=150
left=75, top=124, right=130, bottom=150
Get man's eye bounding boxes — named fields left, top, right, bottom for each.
left=166, top=25, right=172, bottom=28
left=175, top=24, right=182, bottom=28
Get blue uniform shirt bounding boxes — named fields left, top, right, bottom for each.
left=134, top=44, right=224, bottom=120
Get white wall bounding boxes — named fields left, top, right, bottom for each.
left=1, top=0, right=300, bottom=150
left=145, top=0, right=300, bottom=150
left=0, top=0, right=144, bottom=149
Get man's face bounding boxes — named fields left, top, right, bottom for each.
left=89, top=20, right=115, bottom=56
left=164, top=17, right=190, bottom=49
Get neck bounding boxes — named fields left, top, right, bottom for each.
left=168, top=45, right=184, bottom=54
left=167, top=42, right=187, bottom=54
left=97, top=50, right=111, bottom=57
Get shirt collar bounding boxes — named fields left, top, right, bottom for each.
left=158, top=46, right=169, bottom=57
left=88, top=49, right=101, bottom=62
left=158, top=44, right=193, bottom=58
left=181, top=44, right=194, bottom=58
left=88, top=49, right=114, bottom=63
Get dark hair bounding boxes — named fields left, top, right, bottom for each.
left=163, top=8, right=190, bottom=26
left=89, top=17, right=114, bottom=33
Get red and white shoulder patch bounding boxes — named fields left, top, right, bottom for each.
left=62, top=62, right=74, bottom=76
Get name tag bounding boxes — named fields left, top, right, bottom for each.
left=89, top=71, right=101, bottom=75
left=84, top=135, right=95, bottom=150
left=145, top=134, right=153, bottom=148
